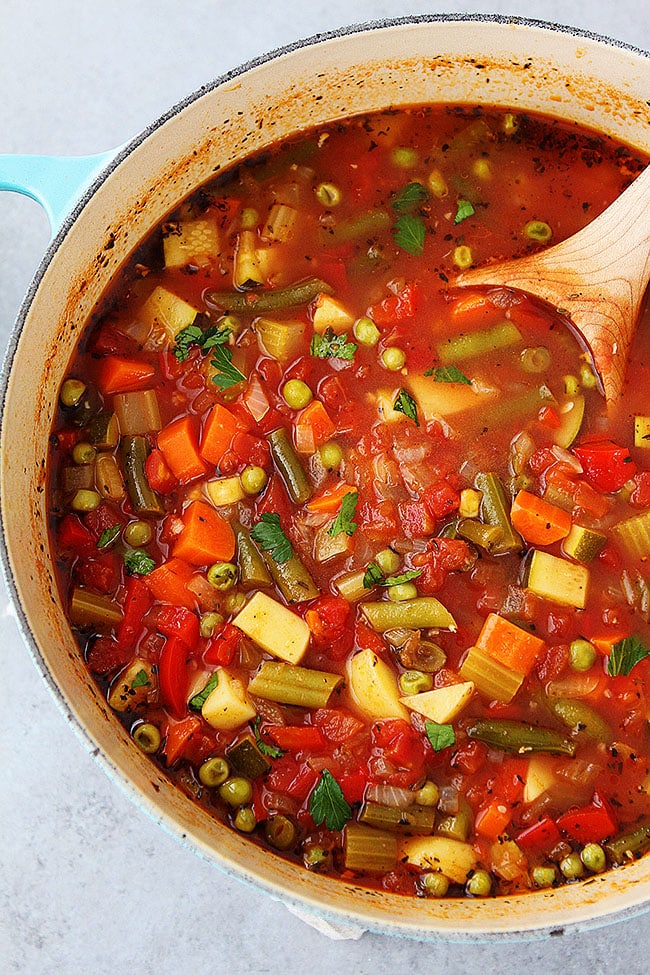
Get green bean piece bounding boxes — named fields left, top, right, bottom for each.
left=263, top=548, right=320, bottom=604
left=234, top=522, right=273, bottom=591
left=604, top=820, right=650, bottom=865
left=248, top=660, right=343, bottom=708
left=546, top=697, right=612, bottom=744
left=344, top=823, right=398, bottom=873
left=323, top=209, right=391, bottom=245
left=268, top=426, right=312, bottom=504
left=456, top=518, right=504, bottom=553
left=359, top=802, right=436, bottom=835
left=360, top=597, right=456, bottom=633
left=207, top=276, right=333, bottom=314
left=436, top=320, right=522, bottom=365
left=121, top=435, right=165, bottom=517
left=474, top=472, right=523, bottom=555
left=226, top=734, right=271, bottom=778
left=465, top=718, right=576, bottom=756
left=265, top=815, right=298, bottom=851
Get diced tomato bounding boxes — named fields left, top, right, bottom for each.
left=556, top=792, right=617, bottom=843
left=203, top=622, right=242, bottom=666
left=356, top=498, right=400, bottom=542
left=372, top=719, right=426, bottom=772
left=368, top=282, right=421, bottom=324
left=317, top=375, right=348, bottom=414
left=412, top=537, right=475, bottom=594
left=305, top=596, right=350, bottom=644
left=266, top=725, right=327, bottom=752
left=451, top=740, right=488, bottom=775
left=150, top=605, right=200, bottom=652
left=86, top=636, right=132, bottom=675
left=84, top=502, right=126, bottom=540
left=57, top=513, right=97, bottom=558
left=265, top=756, right=319, bottom=802
left=573, top=439, right=637, bottom=494
left=630, top=470, right=650, bottom=507
left=162, top=715, right=202, bottom=766
left=353, top=619, right=385, bottom=656
left=256, top=357, right=282, bottom=388
left=158, top=635, right=190, bottom=719
left=516, top=816, right=562, bottom=852
left=76, top=552, right=121, bottom=594
left=255, top=473, right=293, bottom=527
left=230, top=431, right=270, bottom=469
left=398, top=499, right=436, bottom=538
left=117, top=577, right=154, bottom=650
left=422, top=480, right=460, bottom=520
left=312, top=708, right=365, bottom=744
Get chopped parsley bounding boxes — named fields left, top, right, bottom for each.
left=210, top=343, right=247, bottom=390
left=393, top=388, right=419, bottom=426
left=131, top=669, right=151, bottom=690
left=252, top=716, right=285, bottom=759
left=250, top=512, right=293, bottom=564
left=607, top=635, right=650, bottom=677
left=174, top=322, right=231, bottom=362
left=97, top=525, right=121, bottom=549
left=189, top=673, right=219, bottom=711
left=391, top=181, right=428, bottom=213
left=363, top=562, right=385, bottom=589
left=310, top=328, right=357, bottom=361
left=328, top=491, right=359, bottom=537
left=425, top=721, right=456, bottom=753
left=424, top=364, right=471, bottom=385
left=309, top=769, right=352, bottom=831
left=454, top=198, right=475, bottom=225
left=363, top=563, right=422, bottom=589
left=123, top=550, right=155, bottom=576
left=393, top=214, right=426, bottom=256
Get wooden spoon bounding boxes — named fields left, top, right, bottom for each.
left=455, top=164, right=650, bottom=401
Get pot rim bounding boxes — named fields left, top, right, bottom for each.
left=2, top=13, right=650, bottom=942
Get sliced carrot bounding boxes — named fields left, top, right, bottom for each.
left=172, top=500, right=236, bottom=566
left=96, top=356, right=156, bottom=395
left=510, top=489, right=572, bottom=546
left=294, top=400, right=336, bottom=455
left=144, top=557, right=196, bottom=609
left=306, top=481, right=355, bottom=513
left=475, top=800, right=512, bottom=841
left=449, top=291, right=491, bottom=322
left=200, top=402, right=241, bottom=465
left=157, top=415, right=209, bottom=483
left=476, top=612, right=545, bottom=677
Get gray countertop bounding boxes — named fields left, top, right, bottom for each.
left=1, top=2, right=649, bottom=972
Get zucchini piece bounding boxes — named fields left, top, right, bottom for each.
left=346, top=648, right=409, bottom=721
left=232, top=592, right=310, bottom=664
left=248, top=660, right=342, bottom=708
left=254, top=317, right=306, bottom=361
left=226, top=733, right=271, bottom=778
left=562, top=523, right=607, bottom=563
left=333, top=568, right=369, bottom=602
left=526, top=550, right=589, bottom=608
left=553, top=394, right=585, bottom=448
left=86, top=412, right=119, bottom=449
left=163, top=216, right=220, bottom=269
left=436, top=799, right=473, bottom=843
left=436, top=319, right=522, bottom=364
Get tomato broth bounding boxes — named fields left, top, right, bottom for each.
left=48, top=105, right=650, bottom=899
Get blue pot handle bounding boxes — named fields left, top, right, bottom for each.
left=0, top=149, right=117, bottom=234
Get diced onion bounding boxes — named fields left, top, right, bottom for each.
left=366, top=783, right=415, bottom=810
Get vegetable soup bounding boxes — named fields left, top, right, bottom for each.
left=48, top=105, right=650, bottom=898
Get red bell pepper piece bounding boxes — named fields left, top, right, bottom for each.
left=159, top=635, right=190, bottom=719
left=203, top=622, right=242, bottom=666
left=266, top=725, right=327, bottom=752
left=516, top=815, right=562, bottom=852
left=162, top=715, right=202, bottom=766
left=338, top=769, right=368, bottom=805
left=556, top=792, right=617, bottom=843
left=151, top=604, right=200, bottom=652
left=58, top=513, right=97, bottom=558
left=117, top=577, right=154, bottom=650
left=573, top=439, right=637, bottom=494
left=265, top=756, right=319, bottom=802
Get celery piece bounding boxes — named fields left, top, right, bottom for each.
left=459, top=645, right=524, bottom=704
left=234, top=523, right=272, bottom=591
left=113, top=390, right=162, bottom=435
left=263, top=549, right=320, bottom=604
left=474, top=472, right=522, bottom=555
left=323, top=209, right=391, bottom=246
left=268, top=427, right=313, bottom=504
left=360, top=597, right=456, bottom=633
left=313, top=521, right=354, bottom=563
left=248, top=661, right=343, bottom=708
left=465, top=718, right=576, bottom=756
left=611, top=510, right=650, bottom=561
left=526, top=550, right=589, bottom=609
left=344, top=823, right=398, bottom=873
left=262, top=203, right=298, bottom=243
left=436, top=320, right=522, bottom=364
left=70, top=588, right=124, bottom=629
left=546, top=697, right=612, bottom=744
left=360, top=802, right=435, bottom=835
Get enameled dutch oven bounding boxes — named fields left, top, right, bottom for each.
left=2, top=15, right=650, bottom=941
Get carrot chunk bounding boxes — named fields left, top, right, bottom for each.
left=200, top=403, right=241, bottom=465
left=172, top=500, right=236, bottom=566
left=476, top=612, right=545, bottom=677
left=510, top=489, right=572, bottom=546
left=144, top=557, right=197, bottom=610
left=157, top=415, right=209, bottom=483
left=96, top=356, right=156, bottom=395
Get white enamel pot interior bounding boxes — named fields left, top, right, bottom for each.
left=2, top=16, right=650, bottom=941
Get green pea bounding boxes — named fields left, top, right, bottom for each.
left=133, top=722, right=161, bottom=754
left=579, top=361, right=598, bottom=389
left=581, top=843, right=607, bottom=873
left=240, top=465, right=268, bottom=495
left=219, top=776, right=253, bottom=807
left=414, top=781, right=440, bottom=807
left=304, top=845, right=328, bottom=869
left=452, top=245, right=473, bottom=270
left=520, top=346, right=552, bottom=373
left=71, top=489, right=101, bottom=512
left=224, top=592, right=246, bottom=615
left=353, top=317, right=380, bottom=347
left=315, top=182, right=342, bottom=207
left=199, top=757, right=230, bottom=788
left=399, top=670, right=434, bottom=695
left=200, top=612, right=225, bottom=639
left=282, top=379, right=313, bottom=409
left=60, top=378, right=86, bottom=408
left=532, top=865, right=557, bottom=888
left=559, top=852, right=584, bottom=880
left=524, top=220, right=552, bottom=243
left=569, top=638, right=597, bottom=673
left=233, top=806, right=257, bottom=833
left=387, top=582, right=418, bottom=602
left=422, top=873, right=449, bottom=898
left=124, top=520, right=153, bottom=547
left=72, top=442, right=96, bottom=465
left=466, top=869, right=492, bottom=897
left=375, top=548, right=400, bottom=574
left=391, top=146, right=419, bottom=168
left=319, top=441, right=343, bottom=471
left=381, top=346, right=406, bottom=372
left=265, top=814, right=298, bottom=851
left=207, top=562, right=238, bottom=591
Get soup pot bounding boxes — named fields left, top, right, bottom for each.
left=1, top=15, right=649, bottom=941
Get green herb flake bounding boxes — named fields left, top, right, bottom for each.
left=174, top=323, right=231, bottom=362
left=131, top=669, right=151, bottom=690
left=383, top=569, right=422, bottom=587
left=252, top=716, right=285, bottom=759
left=393, top=388, right=420, bottom=426
left=454, top=198, right=475, bottom=225
left=123, top=550, right=156, bottom=576
left=310, top=328, right=357, bottom=361
left=189, top=673, right=219, bottom=711
left=393, top=214, right=426, bottom=256
left=309, top=769, right=352, bottom=831
left=97, top=525, right=121, bottom=549
left=210, top=343, right=247, bottom=390
left=250, top=512, right=293, bottom=564
left=362, top=562, right=384, bottom=589
left=391, top=181, right=428, bottom=213
left=424, top=364, right=472, bottom=385
left=607, top=635, right=650, bottom=677
left=425, top=721, right=456, bottom=753
left=328, top=491, right=359, bottom=537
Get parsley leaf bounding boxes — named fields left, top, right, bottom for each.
left=607, top=635, right=650, bottom=677
left=392, top=181, right=428, bottom=213
left=309, top=769, right=352, bottom=830
left=393, top=388, right=419, bottom=426
left=363, top=562, right=384, bottom=589
left=210, top=343, right=247, bottom=390
left=393, top=214, right=426, bottom=256
left=424, top=364, right=471, bottom=385
left=328, top=491, right=359, bottom=537
left=250, top=513, right=293, bottom=564
left=189, top=673, right=219, bottom=711
left=174, top=323, right=231, bottom=362
left=310, top=328, right=357, bottom=361
left=454, top=198, right=475, bottom=225
left=123, top=550, right=155, bottom=576
left=97, top=525, right=121, bottom=549
left=131, top=669, right=151, bottom=689
left=425, top=721, right=456, bottom=753
left=383, top=569, right=422, bottom=587
left=252, top=716, right=285, bottom=759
